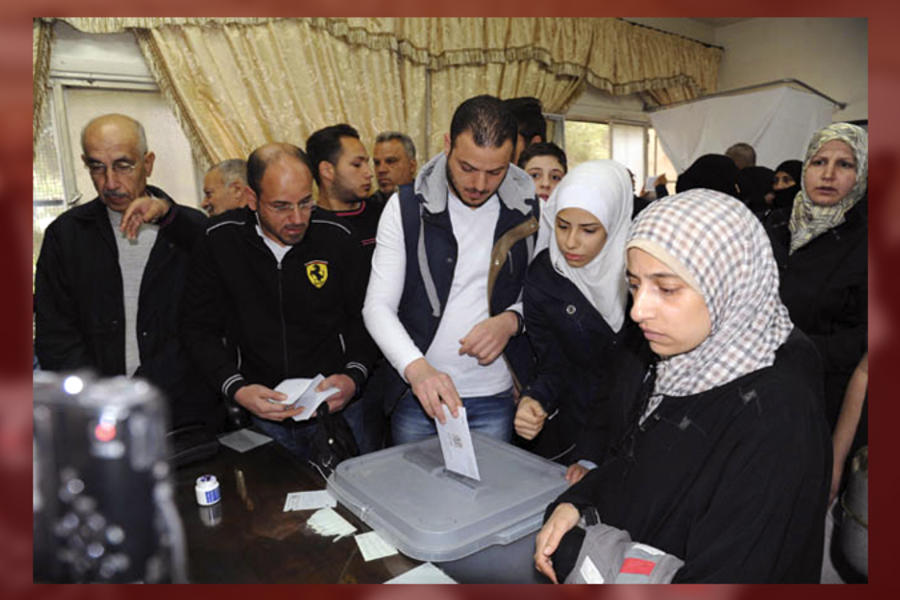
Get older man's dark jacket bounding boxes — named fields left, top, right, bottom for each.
left=34, top=187, right=207, bottom=419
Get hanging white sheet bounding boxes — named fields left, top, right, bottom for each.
left=650, top=86, right=834, bottom=173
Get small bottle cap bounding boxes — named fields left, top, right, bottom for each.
left=194, top=474, right=221, bottom=506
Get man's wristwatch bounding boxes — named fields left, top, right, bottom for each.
left=508, top=310, right=524, bottom=336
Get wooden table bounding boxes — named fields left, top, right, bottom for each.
left=173, top=439, right=421, bottom=583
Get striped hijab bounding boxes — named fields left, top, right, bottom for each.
left=626, top=189, right=794, bottom=415
left=789, top=123, right=868, bottom=254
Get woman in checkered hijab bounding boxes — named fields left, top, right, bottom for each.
left=535, top=189, right=831, bottom=583
left=625, top=188, right=794, bottom=419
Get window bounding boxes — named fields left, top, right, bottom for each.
left=563, top=120, right=611, bottom=167
left=33, top=93, right=68, bottom=287
left=648, top=128, right=678, bottom=196
left=563, top=119, right=676, bottom=197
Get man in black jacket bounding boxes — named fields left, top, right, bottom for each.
left=180, top=142, right=378, bottom=460
left=306, top=124, right=381, bottom=264
left=34, top=113, right=212, bottom=430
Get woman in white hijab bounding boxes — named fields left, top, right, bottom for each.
left=533, top=189, right=830, bottom=583
left=514, top=160, right=632, bottom=481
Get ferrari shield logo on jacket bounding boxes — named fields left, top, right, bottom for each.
left=306, top=260, right=329, bottom=288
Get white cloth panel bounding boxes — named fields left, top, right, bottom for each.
left=611, top=123, right=645, bottom=192
left=650, top=86, right=834, bottom=173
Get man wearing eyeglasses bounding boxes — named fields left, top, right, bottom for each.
left=179, top=143, right=377, bottom=461
left=34, top=113, right=211, bottom=430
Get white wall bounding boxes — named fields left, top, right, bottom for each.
left=594, top=18, right=867, bottom=124
left=714, top=18, right=867, bottom=122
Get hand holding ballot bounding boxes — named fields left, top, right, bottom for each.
left=434, top=405, right=481, bottom=481
left=234, top=383, right=306, bottom=421
left=268, top=374, right=347, bottom=421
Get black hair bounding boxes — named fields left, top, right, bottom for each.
left=504, top=96, right=547, bottom=144
left=305, top=124, right=361, bottom=185
left=516, top=141, right=567, bottom=173
left=449, top=95, right=517, bottom=150
left=246, top=143, right=312, bottom=198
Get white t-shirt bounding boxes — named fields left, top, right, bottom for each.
left=363, top=191, right=514, bottom=397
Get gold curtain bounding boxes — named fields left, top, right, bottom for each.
left=134, top=20, right=426, bottom=171
left=33, top=18, right=54, bottom=156
left=56, top=17, right=721, bottom=165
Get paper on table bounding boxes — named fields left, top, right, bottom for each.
left=270, top=374, right=341, bottom=421
left=434, top=405, right=480, bottom=480
left=283, top=490, right=337, bottom=512
left=354, top=531, right=398, bottom=562
left=386, top=562, right=457, bottom=584
left=217, top=428, right=272, bottom=453
left=306, top=507, right=356, bottom=541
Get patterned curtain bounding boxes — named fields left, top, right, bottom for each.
left=55, top=17, right=722, bottom=167
left=33, top=18, right=54, bottom=156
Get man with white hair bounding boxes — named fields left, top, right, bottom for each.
left=201, top=158, right=252, bottom=216
left=34, top=113, right=211, bottom=429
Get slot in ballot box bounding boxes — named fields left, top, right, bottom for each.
left=327, top=431, right=568, bottom=573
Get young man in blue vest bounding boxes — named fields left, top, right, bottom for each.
left=363, top=95, right=539, bottom=445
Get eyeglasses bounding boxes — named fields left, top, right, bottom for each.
left=263, top=200, right=315, bottom=214
left=84, top=160, right=139, bottom=177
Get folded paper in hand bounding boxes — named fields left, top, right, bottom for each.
left=270, top=374, right=340, bottom=421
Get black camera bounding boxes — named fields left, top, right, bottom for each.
left=33, top=371, right=187, bottom=583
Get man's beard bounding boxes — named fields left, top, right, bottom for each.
left=445, top=164, right=486, bottom=208
left=334, top=178, right=366, bottom=206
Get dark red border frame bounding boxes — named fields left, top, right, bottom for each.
left=5, top=3, right=897, bottom=600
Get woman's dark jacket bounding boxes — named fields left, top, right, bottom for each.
left=520, top=249, right=623, bottom=464
left=764, top=197, right=867, bottom=427
left=549, top=328, right=831, bottom=583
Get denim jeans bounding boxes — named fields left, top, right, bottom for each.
left=341, top=360, right=390, bottom=455
left=390, top=387, right=515, bottom=446
left=250, top=415, right=317, bottom=462
left=253, top=396, right=378, bottom=461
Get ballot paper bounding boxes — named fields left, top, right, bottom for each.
left=354, top=531, right=398, bottom=562
left=306, top=507, right=356, bottom=541
left=269, top=374, right=340, bottom=421
left=386, top=562, right=458, bottom=584
left=434, top=405, right=480, bottom=481
left=645, top=174, right=659, bottom=193
left=283, top=490, right=337, bottom=512
left=217, top=428, right=272, bottom=453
